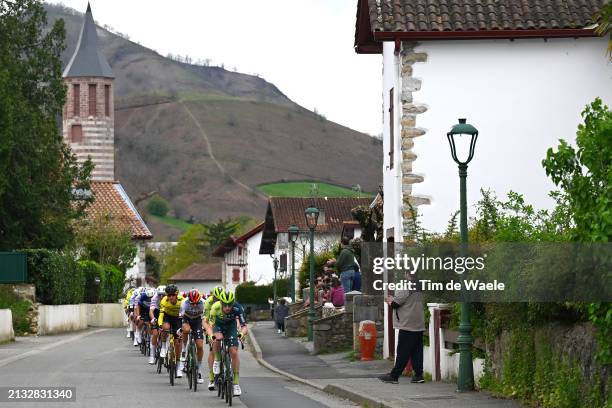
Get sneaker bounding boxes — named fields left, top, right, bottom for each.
left=207, top=381, right=215, bottom=391
left=411, top=375, right=425, bottom=383
left=176, top=369, right=183, bottom=378
left=148, top=355, right=155, bottom=365
left=133, top=338, right=138, bottom=347
left=160, top=347, right=167, bottom=358
left=180, top=351, right=186, bottom=362
left=212, top=360, right=220, bottom=375
left=233, top=384, right=242, bottom=396
left=378, top=374, right=399, bottom=384
left=178, top=361, right=184, bottom=372
left=197, top=373, right=204, bottom=384
left=126, top=331, right=131, bottom=338
left=277, top=329, right=281, bottom=334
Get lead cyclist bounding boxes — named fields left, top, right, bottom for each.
left=206, top=290, right=248, bottom=397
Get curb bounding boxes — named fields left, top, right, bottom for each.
left=249, top=322, right=389, bottom=407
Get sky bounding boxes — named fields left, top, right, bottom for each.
left=49, top=0, right=382, bottom=137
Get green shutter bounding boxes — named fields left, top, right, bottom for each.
left=0, top=252, right=27, bottom=283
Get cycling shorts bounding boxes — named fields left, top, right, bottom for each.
left=213, top=321, right=239, bottom=347
left=182, top=316, right=204, bottom=340
left=163, top=315, right=182, bottom=337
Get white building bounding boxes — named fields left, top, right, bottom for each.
left=258, top=197, right=373, bottom=297
left=355, top=0, right=612, bottom=358
left=168, top=263, right=222, bottom=295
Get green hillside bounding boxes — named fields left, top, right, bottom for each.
left=258, top=182, right=372, bottom=198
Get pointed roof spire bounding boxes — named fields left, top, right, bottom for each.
left=63, top=3, right=114, bottom=78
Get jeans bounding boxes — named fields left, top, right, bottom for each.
left=390, top=330, right=423, bottom=380
left=276, top=321, right=285, bottom=332
left=340, top=269, right=355, bottom=293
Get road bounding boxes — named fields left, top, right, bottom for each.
left=0, top=328, right=357, bottom=408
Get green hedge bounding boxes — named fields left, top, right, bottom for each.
left=0, top=287, right=32, bottom=335
left=80, top=261, right=125, bottom=303
left=24, top=249, right=84, bottom=305
left=235, top=279, right=289, bottom=305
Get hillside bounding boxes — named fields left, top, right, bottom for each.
left=46, top=4, right=382, bottom=239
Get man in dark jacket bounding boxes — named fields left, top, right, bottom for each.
left=379, top=273, right=425, bottom=384
left=274, top=298, right=289, bottom=334
left=334, top=237, right=356, bottom=293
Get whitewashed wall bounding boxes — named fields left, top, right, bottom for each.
left=245, top=231, right=273, bottom=286
left=174, top=281, right=221, bottom=296
left=408, top=36, right=612, bottom=233
left=0, top=309, right=14, bottom=342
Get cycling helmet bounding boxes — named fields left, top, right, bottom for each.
left=165, top=284, right=178, bottom=295
left=145, top=288, right=155, bottom=298
left=212, top=286, right=224, bottom=299
left=156, top=285, right=166, bottom=295
left=137, top=286, right=145, bottom=295
left=188, top=289, right=201, bottom=303
left=180, top=291, right=188, bottom=298
left=218, top=290, right=235, bottom=305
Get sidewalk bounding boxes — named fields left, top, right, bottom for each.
left=250, top=321, right=522, bottom=408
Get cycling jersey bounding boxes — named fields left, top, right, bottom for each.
left=203, top=295, right=217, bottom=321
left=159, top=295, right=184, bottom=317
left=179, top=298, right=204, bottom=319
left=149, top=292, right=163, bottom=311
left=124, top=289, right=133, bottom=309
left=136, top=293, right=153, bottom=309
left=128, top=291, right=139, bottom=307
left=209, top=301, right=247, bottom=328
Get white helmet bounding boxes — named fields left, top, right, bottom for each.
left=145, top=288, right=155, bottom=298
left=156, top=285, right=166, bottom=295
left=137, top=286, right=145, bottom=294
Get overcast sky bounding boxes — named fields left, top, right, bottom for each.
left=50, top=0, right=382, bottom=137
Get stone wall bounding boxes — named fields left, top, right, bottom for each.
left=352, top=294, right=385, bottom=356
left=285, top=305, right=322, bottom=338
left=313, top=310, right=354, bottom=354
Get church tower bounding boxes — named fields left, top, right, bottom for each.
left=62, top=3, right=115, bottom=181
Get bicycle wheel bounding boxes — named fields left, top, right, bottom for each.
left=191, top=342, right=198, bottom=392
left=156, top=346, right=163, bottom=374
left=227, top=378, right=233, bottom=406
left=186, top=344, right=193, bottom=390
left=168, top=342, right=175, bottom=386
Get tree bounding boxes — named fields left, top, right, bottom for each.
left=596, top=2, right=612, bottom=56
left=74, top=214, right=137, bottom=273
left=203, top=218, right=240, bottom=252
left=145, top=250, right=161, bottom=281
left=161, top=224, right=208, bottom=283
left=0, top=0, right=93, bottom=250
left=146, top=195, right=170, bottom=217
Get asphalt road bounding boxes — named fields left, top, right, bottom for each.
left=0, top=328, right=357, bottom=408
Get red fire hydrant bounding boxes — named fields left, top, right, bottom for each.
left=358, top=320, right=377, bottom=361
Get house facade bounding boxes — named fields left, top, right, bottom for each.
left=168, top=263, right=222, bottom=295
left=63, top=4, right=152, bottom=283
left=258, top=197, right=372, bottom=298
left=355, top=0, right=612, bottom=358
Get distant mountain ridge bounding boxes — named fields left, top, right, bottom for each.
left=45, top=3, right=382, bottom=240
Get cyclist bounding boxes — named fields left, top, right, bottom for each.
left=123, top=286, right=135, bottom=338
left=129, top=287, right=143, bottom=346
left=203, top=286, right=224, bottom=390
left=207, top=290, right=248, bottom=396
left=148, top=285, right=166, bottom=364
left=159, top=284, right=185, bottom=377
left=179, top=289, right=205, bottom=384
left=134, top=287, right=155, bottom=351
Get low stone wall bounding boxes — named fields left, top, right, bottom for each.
left=313, top=310, right=354, bottom=354
left=86, top=303, right=125, bottom=327
left=0, top=309, right=14, bottom=342
left=352, top=294, right=385, bottom=356
left=285, top=305, right=322, bottom=337
left=38, top=304, right=88, bottom=335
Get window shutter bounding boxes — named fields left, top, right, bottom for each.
left=232, top=268, right=240, bottom=283
left=89, top=84, right=97, bottom=116
left=73, top=84, right=80, bottom=117
left=104, top=85, right=110, bottom=117
left=389, top=88, right=394, bottom=169
left=71, top=125, right=83, bottom=143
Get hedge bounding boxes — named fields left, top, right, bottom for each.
left=80, top=261, right=125, bottom=303
left=235, top=279, right=289, bottom=305
left=24, top=249, right=85, bottom=305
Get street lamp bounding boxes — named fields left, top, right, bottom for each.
left=270, top=254, right=279, bottom=319
left=446, top=118, right=478, bottom=392
left=304, top=205, right=320, bottom=341
left=288, top=225, right=300, bottom=302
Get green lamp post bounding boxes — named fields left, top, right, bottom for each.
left=288, top=225, right=300, bottom=302
left=304, top=205, right=320, bottom=341
left=446, top=118, right=479, bottom=392
left=270, top=254, right=279, bottom=318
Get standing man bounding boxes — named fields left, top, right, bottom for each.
left=379, top=272, right=425, bottom=384
left=334, top=237, right=357, bottom=293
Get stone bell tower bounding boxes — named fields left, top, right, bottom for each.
left=62, top=3, right=115, bottom=181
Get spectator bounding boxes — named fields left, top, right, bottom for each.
left=378, top=272, right=425, bottom=384
left=333, top=237, right=357, bottom=293
left=329, top=278, right=345, bottom=307
left=274, top=298, right=289, bottom=334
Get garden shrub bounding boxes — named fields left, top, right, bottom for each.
left=24, top=249, right=84, bottom=305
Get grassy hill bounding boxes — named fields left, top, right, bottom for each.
left=258, top=181, right=372, bottom=198
left=46, top=4, right=382, bottom=239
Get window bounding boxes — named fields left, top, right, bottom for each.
left=243, top=270, right=247, bottom=282
left=389, top=88, right=394, bottom=169
left=71, top=125, right=83, bottom=143
left=232, top=268, right=240, bottom=283
left=73, top=84, right=80, bottom=117
left=280, top=253, right=287, bottom=272
left=88, top=84, right=97, bottom=116
left=104, top=85, right=110, bottom=116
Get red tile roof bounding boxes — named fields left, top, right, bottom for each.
left=87, top=181, right=153, bottom=240
left=169, top=263, right=222, bottom=282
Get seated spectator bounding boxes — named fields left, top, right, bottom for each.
left=329, top=278, right=345, bottom=307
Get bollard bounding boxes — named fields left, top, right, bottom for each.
left=358, top=320, right=377, bottom=361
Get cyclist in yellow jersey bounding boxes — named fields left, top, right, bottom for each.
left=158, top=284, right=184, bottom=377
left=203, top=286, right=223, bottom=390
left=123, top=287, right=134, bottom=338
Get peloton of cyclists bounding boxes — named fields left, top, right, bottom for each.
left=179, top=289, right=206, bottom=384
left=158, top=284, right=185, bottom=377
